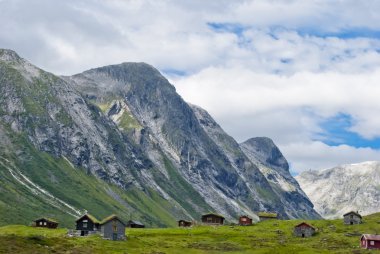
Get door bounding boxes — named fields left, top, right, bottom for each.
left=113, top=233, right=118, bottom=241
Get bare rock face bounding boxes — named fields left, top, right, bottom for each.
left=296, top=161, right=380, bottom=219
left=0, top=49, right=320, bottom=224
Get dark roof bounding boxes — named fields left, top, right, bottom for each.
left=75, top=213, right=100, bottom=224
left=201, top=213, right=225, bottom=219
left=100, top=214, right=126, bottom=226
left=34, top=218, right=58, bottom=224
left=343, top=211, right=362, bottom=218
left=178, top=220, right=192, bottom=223
left=294, top=222, right=315, bottom=230
left=240, top=215, right=252, bottom=219
left=362, top=234, right=380, bottom=241
left=128, top=220, right=144, bottom=226
left=258, top=212, right=278, bottom=218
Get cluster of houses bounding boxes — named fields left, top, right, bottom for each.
left=31, top=210, right=380, bottom=249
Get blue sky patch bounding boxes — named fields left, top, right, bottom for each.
left=298, top=27, right=380, bottom=39
left=315, top=113, right=380, bottom=149
left=207, top=22, right=247, bottom=37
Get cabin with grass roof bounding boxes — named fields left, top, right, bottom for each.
left=201, top=213, right=225, bottom=225
left=75, top=213, right=100, bottom=236
left=258, top=212, right=278, bottom=221
left=34, top=218, right=58, bottom=229
left=99, top=215, right=126, bottom=241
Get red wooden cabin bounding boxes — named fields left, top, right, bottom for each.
left=361, top=234, right=380, bottom=249
left=239, top=215, right=253, bottom=226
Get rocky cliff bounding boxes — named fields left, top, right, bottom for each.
left=296, top=161, right=380, bottom=219
left=0, top=49, right=320, bottom=226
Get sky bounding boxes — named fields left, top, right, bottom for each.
left=1, top=0, right=380, bottom=174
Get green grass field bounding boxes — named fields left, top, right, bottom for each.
left=1, top=213, right=380, bottom=253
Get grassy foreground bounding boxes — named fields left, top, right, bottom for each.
left=1, top=213, right=380, bottom=254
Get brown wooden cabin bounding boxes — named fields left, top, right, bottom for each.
left=76, top=213, right=100, bottom=236
left=239, top=215, right=253, bottom=226
left=361, top=234, right=380, bottom=249
left=34, top=218, right=58, bottom=229
left=201, top=213, right=225, bottom=225
left=127, top=220, right=145, bottom=228
left=343, top=211, right=362, bottom=225
left=178, top=220, right=192, bottom=227
left=293, top=222, right=316, bottom=238
left=258, top=212, right=278, bottom=221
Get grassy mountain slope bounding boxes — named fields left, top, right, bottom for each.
left=1, top=213, right=380, bottom=253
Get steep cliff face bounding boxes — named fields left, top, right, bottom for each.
left=0, top=49, right=320, bottom=226
left=296, top=161, right=380, bottom=219
left=240, top=137, right=320, bottom=219
left=68, top=63, right=287, bottom=220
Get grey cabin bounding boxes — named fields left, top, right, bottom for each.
left=99, top=215, right=126, bottom=241
left=343, top=211, right=362, bottom=225
left=293, top=222, right=316, bottom=238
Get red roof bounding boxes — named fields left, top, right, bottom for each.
left=294, top=222, right=315, bottom=229
left=362, top=234, right=380, bottom=241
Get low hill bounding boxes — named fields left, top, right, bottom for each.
left=1, top=213, right=380, bottom=253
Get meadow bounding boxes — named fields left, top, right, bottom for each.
left=1, top=213, right=380, bottom=254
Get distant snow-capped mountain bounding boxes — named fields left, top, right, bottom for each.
left=296, top=161, right=380, bottom=219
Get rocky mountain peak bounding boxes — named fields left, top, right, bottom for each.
left=0, top=48, right=21, bottom=62
left=296, top=161, right=380, bottom=219
left=240, top=137, right=289, bottom=172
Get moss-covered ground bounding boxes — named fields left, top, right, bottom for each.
left=1, top=213, right=380, bottom=253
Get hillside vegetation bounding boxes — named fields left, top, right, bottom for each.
left=1, top=213, right=380, bottom=253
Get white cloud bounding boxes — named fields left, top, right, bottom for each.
left=0, top=0, right=379, bottom=172
left=281, top=141, right=380, bottom=174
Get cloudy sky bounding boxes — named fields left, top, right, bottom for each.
left=1, top=0, right=380, bottom=174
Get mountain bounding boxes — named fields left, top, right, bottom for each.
left=0, top=49, right=319, bottom=227
left=240, top=137, right=319, bottom=219
left=296, top=161, right=380, bottom=219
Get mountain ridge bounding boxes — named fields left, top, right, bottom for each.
left=0, top=49, right=319, bottom=226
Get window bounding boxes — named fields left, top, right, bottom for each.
left=83, top=222, right=87, bottom=228
left=241, top=218, right=247, bottom=222
left=370, top=241, right=375, bottom=246
left=39, top=222, right=43, bottom=225
left=112, top=220, right=117, bottom=232
left=44, top=222, right=47, bottom=226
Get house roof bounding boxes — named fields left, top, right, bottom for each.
left=75, top=213, right=100, bottom=224
left=258, top=212, right=278, bottom=218
left=34, top=218, right=58, bottom=224
left=294, top=222, right=315, bottom=230
left=128, top=220, right=144, bottom=226
left=100, top=214, right=126, bottom=226
left=362, top=234, right=380, bottom=241
left=240, top=215, right=252, bottom=219
left=343, top=211, right=362, bottom=218
left=178, top=220, right=192, bottom=223
left=201, top=213, right=225, bottom=219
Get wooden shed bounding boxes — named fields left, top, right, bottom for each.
left=239, top=215, right=253, bottom=226
left=201, top=213, right=225, bottom=225
left=293, top=222, right=316, bottom=238
left=127, top=220, right=145, bottom=228
left=178, top=220, right=192, bottom=227
left=75, top=213, right=100, bottom=236
left=99, top=215, right=126, bottom=241
left=258, top=212, right=278, bottom=221
left=343, top=211, right=362, bottom=225
left=361, top=234, right=380, bottom=249
left=34, top=218, right=58, bottom=229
